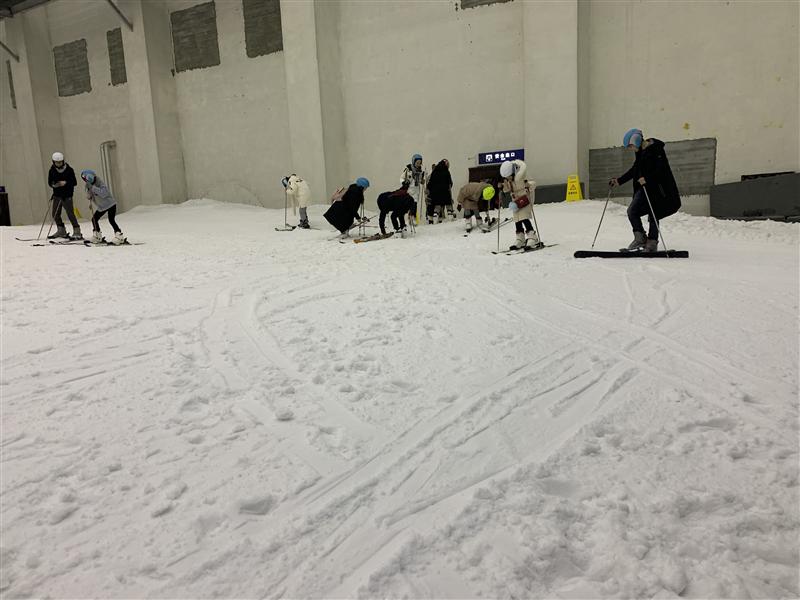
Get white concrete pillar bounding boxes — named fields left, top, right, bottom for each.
left=122, top=0, right=186, bottom=205
left=523, top=0, right=582, bottom=188
left=2, top=9, right=65, bottom=223
left=280, top=0, right=329, bottom=197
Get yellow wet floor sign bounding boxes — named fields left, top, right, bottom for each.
left=566, top=174, right=583, bottom=202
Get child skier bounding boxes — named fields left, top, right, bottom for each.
left=47, top=151, right=81, bottom=239
left=323, top=177, right=370, bottom=238
left=456, top=181, right=495, bottom=233
left=81, top=169, right=126, bottom=245
left=401, top=154, right=426, bottom=222
left=281, top=174, right=312, bottom=228
left=377, top=183, right=416, bottom=237
left=500, top=159, right=541, bottom=250
left=609, top=128, right=681, bottom=252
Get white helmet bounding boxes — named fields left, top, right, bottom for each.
left=500, top=160, right=514, bottom=178
left=52, top=152, right=64, bottom=162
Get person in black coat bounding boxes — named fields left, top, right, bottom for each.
left=426, top=159, right=453, bottom=223
left=610, top=129, right=681, bottom=252
left=376, top=183, right=417, bottom=235
left=324, top=177, right=370, bottom=237
left=47, top=151, right=81, bottom=239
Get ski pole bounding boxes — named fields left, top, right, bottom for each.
left=591, top=188, right=612, bottom=249
left=37, top=195, right=55, bottom=240
left=284, top=189, right=288, bottom=228
left=528, top=184, right=542, bottom=244
left=496, top=189, right=501, bottom=253
left=45, top=196, right=64, bottom=239
left=642, top=186, right=671, bottom=252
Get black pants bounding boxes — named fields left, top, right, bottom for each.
left=52, top=196, right=79, bottom=229
left=92, top=205, right=121, bottom=233
left=379, top=210, right=407, bottom=234
left=628, top=189, right=659, bottom=240
left=515, top=219, right=533, bottom=233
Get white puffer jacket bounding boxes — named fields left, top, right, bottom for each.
left=507, top=160, right=536, bottom=223
left=286, top=175, right=311, bottom=212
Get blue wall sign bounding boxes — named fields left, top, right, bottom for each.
left=478, top=149, right=524, bottom=165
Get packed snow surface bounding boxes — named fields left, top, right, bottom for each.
left=2, top=199, right=798, bottom=599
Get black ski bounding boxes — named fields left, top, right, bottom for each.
left=275, top=225, right=296, bottom=232
left=32, top=239, right=86, bottom=246
left=492, top=243, right=556, bottom=255
left=353, top=232, right=394, bottom=244
left=84, top=240, right=144, bottom=246
left=574, top=249, right=689, bottom=259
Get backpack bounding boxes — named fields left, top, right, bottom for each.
left=330, top=187, right=346, bottom=203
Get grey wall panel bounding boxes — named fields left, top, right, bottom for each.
left=242, top=0, right=282, bottom=58
left=710, top=173, right=799, bottom=220
left=170, top=1, right=220, bottom=74
left=590, top=137, right=717, bottom=199
left=536, top=183, right=584, bottom=204
left=53, top=39, right=91, bottom=97
left=107, top=28, right=127, bottom=86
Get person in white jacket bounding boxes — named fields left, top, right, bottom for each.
left=401, top=154, right=426, bottom=222
left=500, top=159, right=541, bottom=250
left=282, top=174, right=312, bottom=228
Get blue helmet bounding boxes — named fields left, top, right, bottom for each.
left=356, top=177, right=370, bottom=189
left=411, top=153, right=422, bottom=165
left=81, top=169, right=96, bottom=184
left=623, top=128, right=643, bottom=149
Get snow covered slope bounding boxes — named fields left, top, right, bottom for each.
left=2, top=199, right=797, bottom=598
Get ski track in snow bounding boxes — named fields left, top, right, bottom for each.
left=1, top=199, right=797, bottom=599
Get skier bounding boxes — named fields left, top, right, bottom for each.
left=323, top=177, right=370, bottom=238
left=282, top=174, right=312, bottom=228
left=401, top=154, right=426, bottom=222
left=456, top=181, right=495, bottom=233
left=609, top=128, right=681, bottom=252
left=426, top=159, right=453, bottom=223
left=377, top=182, right=416, bottom=237
left=500, top=159, right=541, bottom=250
left=47, top=152, right=81, bottom=240
left=81, top=169, right=126, bottom=245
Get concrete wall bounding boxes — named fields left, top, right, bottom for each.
left=169, top=0, right=289, bottom=207
left=0, top=23, right=31, bottom=224
left=3, top=0, right=798, bottom=224
left=587, top=0, right=800, bottom=186
left=337, top=0, right=524, bottom=205
left=45, top=0, right=140, bottom=212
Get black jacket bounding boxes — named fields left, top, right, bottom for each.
left=48, top=163, right=78, bottom=198
left=323, top=184, right=365, bottom=233
left=617, top=139, right=681, bottom=218
left=427, top=161, right=453, bottom=206
left=377, top=189, right=416, bottom=216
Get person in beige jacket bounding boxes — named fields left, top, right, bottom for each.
left=500, top=159, right=541, bottom=250
left=456, top=181, right=495, bottom=233
left=282, top=174, right=312, bottom=229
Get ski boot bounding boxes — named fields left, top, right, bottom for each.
left=510, top=231, right=526, bottom=250
left=111, top=231, right=127, bottom=245
left=298, top=220, right=310, bottom=229
left=465, top=219, right=473, bottom=233
left=70, top=227, right=83, bottom=240
left=48, top=226, right=69, bottom=240
left=90, top=231, right=105, bottom=244
left=625, top=231, right=646, bottom=251
left=525, top=229, right=543, bottom=249
left=644, top=238, right=658, bottom=252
